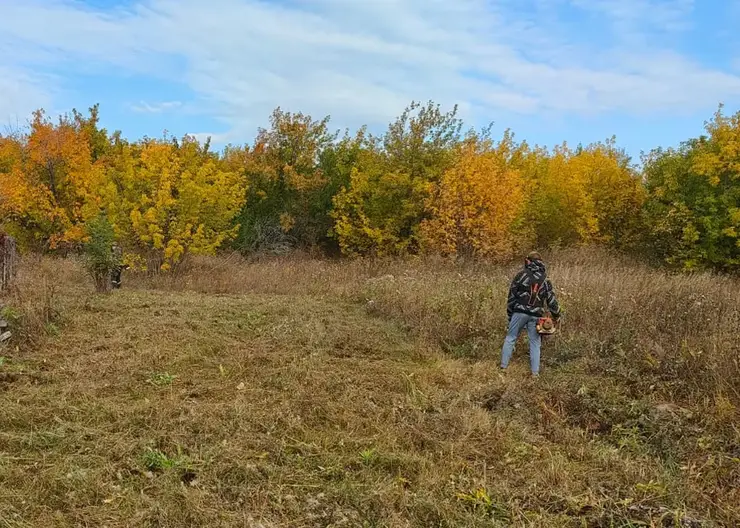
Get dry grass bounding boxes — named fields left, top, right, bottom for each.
left=0, top=249, right=738, bottom=527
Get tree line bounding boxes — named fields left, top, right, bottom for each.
left=0, top=101, right=737, bottom=272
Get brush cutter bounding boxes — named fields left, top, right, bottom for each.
left=536, top=316, right=557, bottom=335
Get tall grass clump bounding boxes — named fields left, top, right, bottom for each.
left=0, top=256, right=84, bottom=346
left=358, top=248, right=740, bottom=521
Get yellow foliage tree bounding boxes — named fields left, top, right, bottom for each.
left=421, top=133, right=526, bottom=259
left=518, top=143, right=597, bottom=247
left=332, top=162, right=431, bottom=256
left=102, top=137, right=246, bottom=271
left=571, top=140, right=645, bottom=250
left=502, top=137, right=643, bottom=251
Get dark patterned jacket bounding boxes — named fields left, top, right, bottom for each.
left=506, top=259, right=561, bottom=320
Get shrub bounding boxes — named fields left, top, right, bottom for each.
left=83, top=213, right=119, bottom=293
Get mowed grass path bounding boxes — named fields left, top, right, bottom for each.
left=0, top=283, right=730, bottom=527
left=0, top=289, right=484, bottom=527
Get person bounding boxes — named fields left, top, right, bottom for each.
left=110, top=243, right=124, bottom=289
left=500, top=251, right=561, bottom=377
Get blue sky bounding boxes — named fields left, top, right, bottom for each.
left=2, top=0, right=740, bottom=161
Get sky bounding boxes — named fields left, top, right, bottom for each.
left=2, top=0, right=740, bottom=160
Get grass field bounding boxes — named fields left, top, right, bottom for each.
left=0, top=251, right=738, bottom=527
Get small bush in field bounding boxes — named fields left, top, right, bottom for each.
left=83, top=213, right=119, bottom=293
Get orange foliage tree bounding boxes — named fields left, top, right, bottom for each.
left=421, top=131, right=526, bottom=259
left=0, top=107, right=106, bottom=250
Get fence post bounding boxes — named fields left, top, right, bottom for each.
left=0, top=233, right=18, bottom=292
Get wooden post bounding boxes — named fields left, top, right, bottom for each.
left=0, top=233, right=18, bottom=292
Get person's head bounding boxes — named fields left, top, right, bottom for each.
left=525, top=251, right=543, bottom=265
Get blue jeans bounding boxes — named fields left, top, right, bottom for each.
left=500, top=312, right=541, bottom=374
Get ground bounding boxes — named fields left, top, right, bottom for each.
left=0, top=255, right=738, bottom=527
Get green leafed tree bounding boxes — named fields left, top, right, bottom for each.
left=83, top=212, right=118, bottom=293
left=228, top=108, right=338, bottom=253
left=331, top=101, right=464, bottom=256
left=643, top=106, right=740, bottom=272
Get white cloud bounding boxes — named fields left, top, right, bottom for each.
left=130, top=100, right=183, bottom=113
left=0, top=0, right=737, bottom=142
left=0, top=65, right=55, bottom=128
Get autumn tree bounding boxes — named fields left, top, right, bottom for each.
left=314, top=128, right=372, bottom=254
left=332, top=152, right=431, bottom=256
left=0, top=135, right=25, bottom=234
left=568, top=139, right=645, bottom=250
left=0, top=108, right=107, bottom=251
left=331, top=101, right=464, bottom=256
left=228, top=108, right=338, bottom=253
left=643, top=106, right=740, bottom=271
left=420, top=130, right=526, bottom=259
left=515, top=143, right=595, bottom=248
left=102, top=135, right=246, bottom=271
left=72, top=104, right=111, bottom=163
